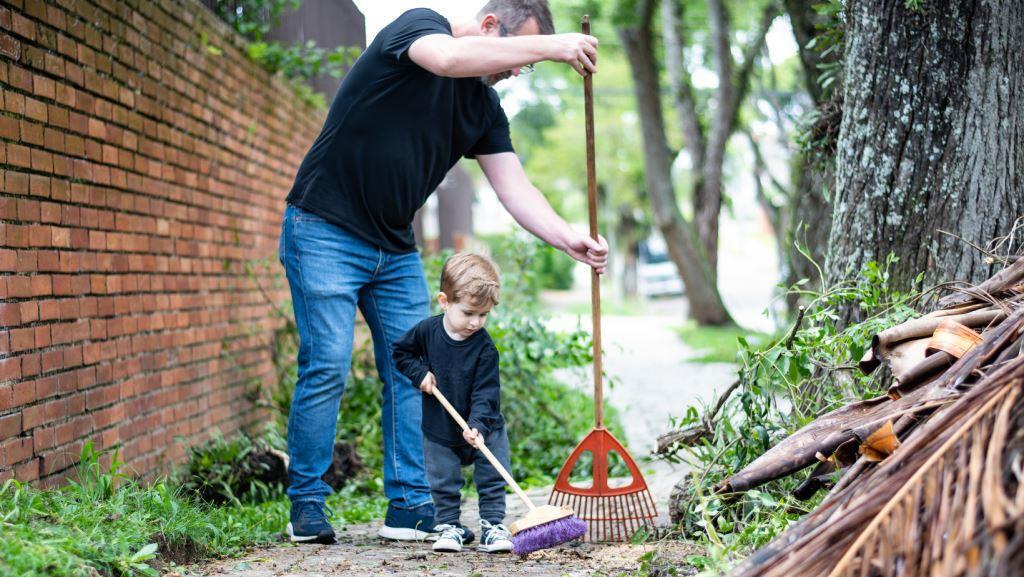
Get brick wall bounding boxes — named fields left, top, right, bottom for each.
left=0, top=0, right=325, bottom=486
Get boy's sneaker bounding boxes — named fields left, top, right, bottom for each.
left=286, top=501, right=336, bottom=544
left=432, top=523, right=476, bottom=552
left=378, top=502, right=439, bottom=541
left=478, top=519, right=513, bottom=553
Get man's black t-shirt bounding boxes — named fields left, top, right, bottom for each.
left=285, top=8, right=515, bottom=253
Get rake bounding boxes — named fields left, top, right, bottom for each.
left=548, top=15, right=658, bottom=543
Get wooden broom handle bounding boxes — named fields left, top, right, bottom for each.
left=429, top=387, right=535, bottom=510
left=582, top=15, right=603, bottom=429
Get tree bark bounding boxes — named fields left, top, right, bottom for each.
left=827, top=0, right=1024, bottom=325
left=619, top=0, right=733, bottom=326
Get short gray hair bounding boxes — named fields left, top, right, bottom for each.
left=477, top=0, right=555, bottom=35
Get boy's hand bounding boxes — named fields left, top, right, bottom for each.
left=419, top=372, right=435, bottom=394
left=463, top=428, right=481, bottom=448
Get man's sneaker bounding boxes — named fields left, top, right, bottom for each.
left=378, top=502, right=439, bottom=541
left=478, top=519, right=513, bottom=553
left=432, top=523, right=476, bottom=552
left=286, top=501, right=336, bottom=544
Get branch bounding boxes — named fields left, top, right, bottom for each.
left=663, top=0, right=705, bottom=165
left=657, top=378, right=742, bottom=453
left=745, top=128, right=791, bottom=199
left=728, top=2, right=780, bottom=129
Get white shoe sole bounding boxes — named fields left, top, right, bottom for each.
left=432, top=538, right=464, bottom=552
left=478, top=542, right=513, bottom=553
left=378, top=525, right=438, bottom=541
left=286, top=522, right=335, bottom=543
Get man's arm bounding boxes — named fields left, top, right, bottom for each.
left=408, top=33, right=597, bottom=78
left=476, top=152, right=608, bottom=273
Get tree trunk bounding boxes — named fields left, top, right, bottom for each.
left=827, top=0, right=1024, bottom=324
left=618, top=1, right=734, bottom=326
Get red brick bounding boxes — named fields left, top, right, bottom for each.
left=21, top=354, right=40, bottom=378
left=11, top=380, right=36, bottom=406
left=0, top=303, right=19, bottom=326
left=18, top=301, right=37, bottom=323
left=33, top=425, right=56, bottom=451
left=9, top=328, right=34, bottom=352
left=0, top=115, right=17, bottom=139
left=4, top=171, right=28, bottom=194
left=1, top=437, right=32, bottom=466
left=30, top=274, right=52, bottom=297
left=0, top=413, right=22, bottom=439
left=7, top=143, right=31, bottom=168
left=0, top=357, right=20, bottom=383
left=0, top=251, right=18, bottom=274
left=15, top=250, right=36, bottom=272
left=0, top=385, right=11, bottom=411
left=33, top=74, right=55, bottom=99
left=0, top=32, right=19, bottom=59
left=15, top=458, right=40, bottom=482
left=25, top=97, right=47, bottom=122
left=10, top=11, right=35, bottom=41
left=19, top=120, right=43, bottom=145
left=40, top=350, right=62, bottom=373
left=38, top=299, right=59, bottom=321
left=33, top=325, right=50, bottom=348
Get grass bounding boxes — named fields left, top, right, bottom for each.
left=0, top=443, right=386, bottom=577
left=676, top=321, right=774, bottom=363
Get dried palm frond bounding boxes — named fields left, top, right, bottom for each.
left=732, top=309, right=1024, bottom=577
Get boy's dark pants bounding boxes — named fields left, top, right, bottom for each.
left=423, top=426, right=511, bottom=526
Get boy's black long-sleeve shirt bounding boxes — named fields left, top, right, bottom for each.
left=393, top=315, right=505, bottom=447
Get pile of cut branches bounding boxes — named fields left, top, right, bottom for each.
left=727, top=258, right=1024, bottom=576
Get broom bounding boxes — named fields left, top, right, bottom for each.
left=428, top=387, right=587, bottom=555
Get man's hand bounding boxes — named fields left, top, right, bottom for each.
left=564, top=232, right=609, bottom=274
left=419, top=372, right=436, bottom=395
left=463, top=428, right=482, bottom=448
left=545, top=33, right=598, bottom=76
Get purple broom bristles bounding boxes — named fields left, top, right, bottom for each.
left=512, top=515, right=587, bottom=555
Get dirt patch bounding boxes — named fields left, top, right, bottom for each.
left=188, top=521, right=701, bottom=577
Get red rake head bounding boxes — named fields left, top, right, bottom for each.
left=549, top=428, right=658, bottom=542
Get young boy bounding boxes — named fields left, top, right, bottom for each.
left=392, top=252, right=513, bottom=553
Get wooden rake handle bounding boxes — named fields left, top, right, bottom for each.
left=429, top=387, right=535, bottom=511
left=581, top=14, right=604, bottom=429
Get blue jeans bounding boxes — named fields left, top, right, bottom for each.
left=279, top=204, right=432, bottom=508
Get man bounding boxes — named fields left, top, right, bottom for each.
left=279, top=0, right=605, bottom=544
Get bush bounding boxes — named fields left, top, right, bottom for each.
left=479, top=233, right=576, bottom=291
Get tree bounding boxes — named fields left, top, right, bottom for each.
left=826, top=0, right=1024, bottom=323
left=661, top=0, right=777, bottom=273
left=617, top=0, right=734, bottom=325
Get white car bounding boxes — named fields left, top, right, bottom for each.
left=637, top=237, right=684, bottom=298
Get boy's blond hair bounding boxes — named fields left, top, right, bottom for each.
left=440, top=252, right=501, bottom=306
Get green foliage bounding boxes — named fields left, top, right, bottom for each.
left=676, top=322, right=773, bottom=364
left=178, top=431, right=287, bottom=506
left=213, top=0, right=300, bottom=42
left=663, top=256, right=921, bottom=573
left=480, top=233, right=576, bottom=291
left=211, top=1, right=361, bottom=108
left=0, top=442, right=385, bottom=577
